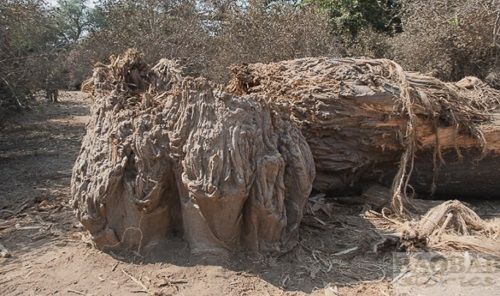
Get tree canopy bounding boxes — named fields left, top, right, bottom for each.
left=0, top=0, right=498, bottom=117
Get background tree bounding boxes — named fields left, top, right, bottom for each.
left=53, top=0, right=94, bottom=44
left=0, top=0, right=59, bottom=116
left=305, top=0, right=401, bottom=38
left=2, top=0, right=499, bottom=123
left=389, top=0, right=499, bottom=81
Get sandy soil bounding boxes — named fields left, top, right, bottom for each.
left=1, top=92, right=496, bottom=296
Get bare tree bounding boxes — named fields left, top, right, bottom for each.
left=389, top=0, right=500, bottom=82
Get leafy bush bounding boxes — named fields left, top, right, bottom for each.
left=305, top=0, right=401, bottom=38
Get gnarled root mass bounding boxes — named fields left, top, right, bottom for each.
left=365, top=201, right=500, bottom=255
left=71, top=49, right=315, bottom=255
left=72, top=49, right=500, bottom=256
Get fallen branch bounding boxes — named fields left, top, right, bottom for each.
left=122, top=269, right=151, bottom=295
left=67, top=289, right=86, bottom=296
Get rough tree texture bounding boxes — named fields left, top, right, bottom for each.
left=72, top=51, right=500, bottom=255
left=227, top=58, right=500, bottom=199
left=71, top=51, right=315, bottom=255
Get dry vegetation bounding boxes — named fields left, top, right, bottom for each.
left=1, top=0, right=500, bottom=295
left=1, top=0, right=499, bottom=120
left=389, top=0, right=500, bottom=82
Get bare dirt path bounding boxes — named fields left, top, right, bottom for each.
left=0, top=92, right=393, bottom=296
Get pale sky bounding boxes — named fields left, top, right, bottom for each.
left=47, top=0, right=96, bottom=7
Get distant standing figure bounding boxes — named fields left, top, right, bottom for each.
left=45, top=73, right=59, bottom=103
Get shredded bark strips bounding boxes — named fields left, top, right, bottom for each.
left=227, top=58, right=500, bottom=216
left=72, top=49, right=500, bottom=256
left=365, top=200, right=500, bottom=256
left=72, top=50, right=315, bottom=255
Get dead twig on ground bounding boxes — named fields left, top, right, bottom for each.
left=0, top=201, right=31, bottom=219
left=0, top=220, right=16, bottom=230
left=111, top=262, right=119, bottom=271
left=67, top=289, right=87, bottom=295
left=122, top=269, right=152, bottom=295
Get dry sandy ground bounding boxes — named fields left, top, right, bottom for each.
left=1, top=92, right=497, bottom=296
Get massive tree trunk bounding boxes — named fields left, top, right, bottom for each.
left=71, top=51, right=500, bottom=255
left=71, top=51, right=315, bottom=255
left=227, top=58, right=500, bottom=200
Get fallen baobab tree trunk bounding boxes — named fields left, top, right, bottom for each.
left=227, top=59, right=500, bottom=211
left=71, top=50, right=500, bottom=256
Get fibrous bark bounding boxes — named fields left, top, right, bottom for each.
left=72, top=50, right=500, bottom=255
left=71, top=50, right=315, bottom=255
left=227, top=58, right=500, bottom=201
